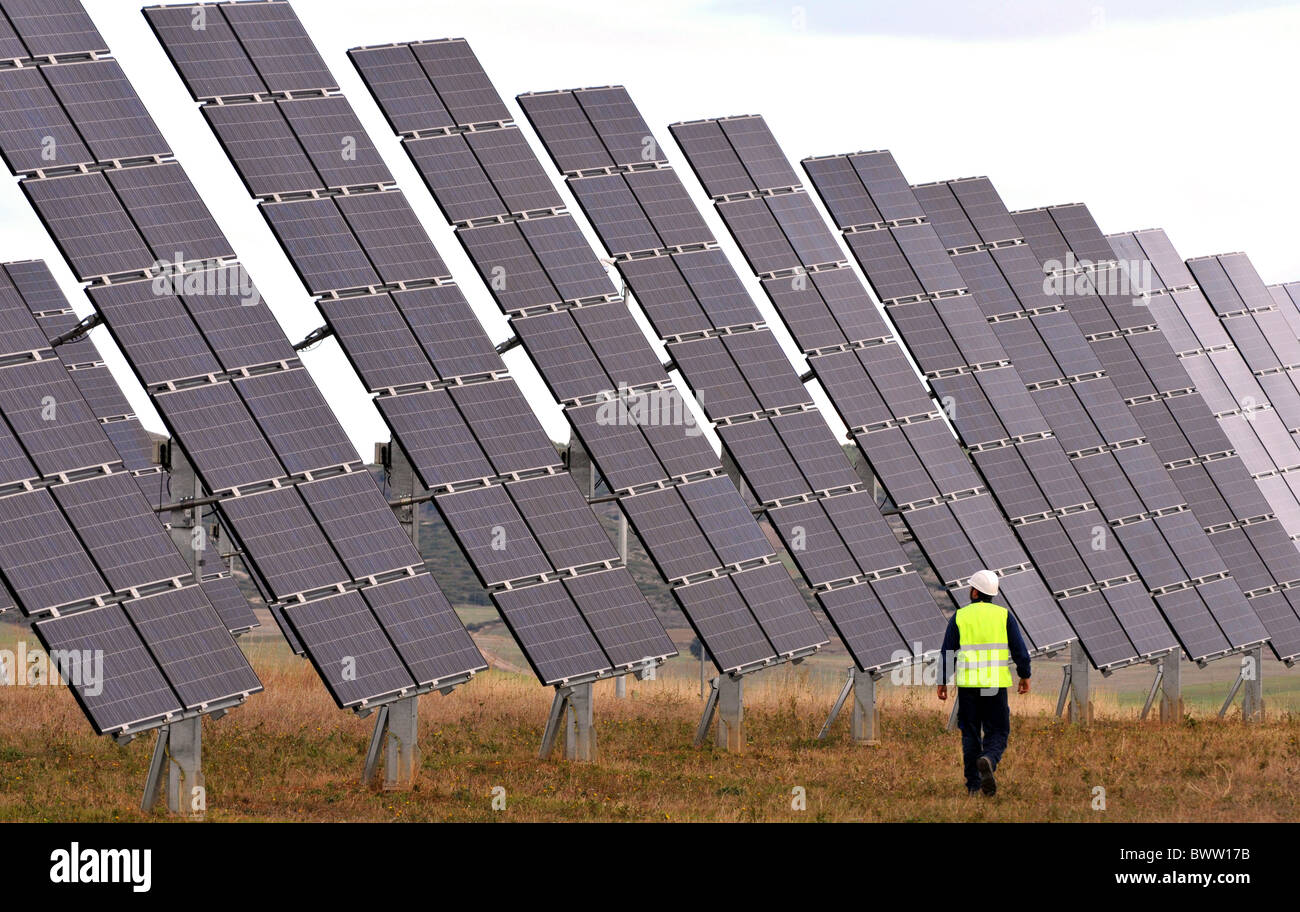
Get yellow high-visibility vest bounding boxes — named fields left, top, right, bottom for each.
left=955, top=601, right=1013, bottom=688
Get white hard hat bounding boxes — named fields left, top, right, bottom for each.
left=969, top=569, right=999, bottom=597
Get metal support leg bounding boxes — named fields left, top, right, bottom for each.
left=1055, top=664, right=1072, bottom=718
left=140, top=727, right=168, bottom=812
left=850, top=669, right=879, bottom=744
left=694, top=678, right=720, bottom=747
left=362, top=704, right=390, bottom=784
left=563, top=682, right=597, bottom=762
left=165, top=716, right=203, bottom=817
left=383, top=696, right=420, bottom=789
left=1218, top=669, right=1245, bottom=718
left=1159, top=652, right=1183, bottom=723
left=1140, top=663, right=1163, bottom=721
left=1241, top=645, right=1263, bottom=722
left=817, top=667, right=855, bottom=740
left=716, top=674, right=743, bottom=752
left=539, top=687, right=571, bottom=759
left=1067, top=640, right=1091, bottom=725
left=947, top=695, right=960, bottom=731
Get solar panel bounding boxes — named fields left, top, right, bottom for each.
left=391, top=285, right=501, bottom=380
left=2, top=0, right=108, bottom=58
left=0, top=11, right=24, bottom=61
left=616, top=253, right=713, bottom=337
left=0, top=357, right=119, bottom=474
left=121, top=586, right=261, bottom=708
left=731, top=563, right=829, bottom=655
left=203, top=100, right=322, bottom=196
left=513, top=310, right=615, bottom=402
left=677, top=475, right=774, bottom=566
left=435, top=485, right=553, bottom=586
left=376, top=389, right=494, bottom=489
left=562, top=569, right=678, bottom=667
left=281, top=591, right=416, bottom=709
left=570, top=86, right=664, bottom=167
left=105, top=163, right=235, bottom=264
left=506, top=473, right=619, bottom=571
left=278, top=94, right=393, bottom=189
left=619, top=486, right=722, bottom=581
left=41, top=58, right=169, bottom=162
left=490, top=582, right=611, bottom=685
left=345, top=44, right=453, bottom=135
left=199, top=573, right=260, bottom=634
left=673, top=575, right=775, bottom=672
left=173, top=265, right=296, bottom=371
left=0, top=489, right=109, bottom=611
left=335, top=191, right=449, bottom=285
left=465, top=126, right=565, bottom=215
left=359, top=573, right=486, bottom=686
left=298, top=471, right=424, bottom=580
left=219, top=486, right=348, bottom=599
left=512, top=90, right=611, bottom=173
left=22, top=172, right=155, bottom=280
left=447, top=379, right=564, bottom=476
left=152, top=383, right=286, bottom=492
left=625, top=169, right=712, bottom=249
left=408, top=39, right=511, bottom=126
left=234, top=368, right=360, bottom=475
left=0, top=66, right=94, bottom=174
left=565, top=402, right=667, bottom=492
left=568, top=174, right=662, bottom=257
left=318, top=294, right=438, bottom=392
left=767, top=500, right=860, bottom=585
left=458, top=221, right=561, bottom=312
left=518, top=215, right=619, bottom=302
left=144, top=4, right=269, bottom=100
left=51, top=472, right=189, bottom=590
left=262, top=197, right=379, bottom=294
left=217, top=0, right=338, bottom=94
left=404, top=133, right=505, bottom=224
left=32, top=606, right=182, bottom=735
left=87, top=282, right=222, bottom=385
left=714, top=419, right=812, bottom=503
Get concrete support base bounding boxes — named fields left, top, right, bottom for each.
left=849, top=669, right=879, bottom=744
left=564, top=682, right=597, bottom=762
left=695, top=674, right=744, bottom=751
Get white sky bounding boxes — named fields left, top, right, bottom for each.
left=2, top=0, right=1297, bottom=456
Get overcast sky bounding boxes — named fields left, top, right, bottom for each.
left=2, top=0, right=1296, bottom=456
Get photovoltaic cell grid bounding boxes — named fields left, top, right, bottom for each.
left=150, top=2, right=676, bottom=685
left=668, top=116, right=1078, bottom=660
left=0, top=270, right=262, bottom=735
left=911, top=180, right=1276, bottom=660
left=508, top=88, right=949, bottom=668
left=1, top=0, right=487, bottom=710
left=802, top=148, right=1189, bottom=668
left=352, top=41, right=847, bottom=672
left=1104, top=229, right=1300, bottom=661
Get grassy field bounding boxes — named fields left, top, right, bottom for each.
left=3, top=625, right=1300, bottom=822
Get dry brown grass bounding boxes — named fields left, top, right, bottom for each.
left=4, top=644, right=1300, bottom=822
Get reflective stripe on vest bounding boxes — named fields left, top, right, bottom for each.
left=955, top=601, right=1013, bottom=688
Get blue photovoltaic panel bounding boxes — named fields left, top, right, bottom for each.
left=0, top=66, right=94, bottom=174
left=491, top=582, right=611, bottom=685
left=359, top=574, right=486, bottom=686
left=0, top=488, right=109, bottom=612
left=200, top=573, right=260, bottom=634
left=216, top=0, right=338, bottom=95
left=144, top=4, right=269, bottom=100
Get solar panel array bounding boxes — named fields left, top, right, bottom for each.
left=1270, top=283, right=1300, bottom=339
left=349, top=39, right=832, bottom=673
left=0, top=261, right=262, bottom=736
left=0, top=0, right=487, bottom=709
left=910, top=185, right=1278, bottom=660
left=4, top=258, right=260, bottom=634
left=509, top=90, right=955, bottom=670
left=670, top=115, right=1077, bottom=660
left=1127, top=235, right=1300, bottom=543
left=147, top=0, right=677, bottom=685
left=1185, top=253, right=1300, bottom=443
left=1107, top=230, right=1300, bottom=659
left=801, top=150, right=1197, bottom=668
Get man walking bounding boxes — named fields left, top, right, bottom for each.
left=936, top=569, right=1031, bottom=796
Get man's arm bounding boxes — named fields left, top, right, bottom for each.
left=1007, top=612, right=1031, bottom=691
left=936, top=614, right=959, bottom=699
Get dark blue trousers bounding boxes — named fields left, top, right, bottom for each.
left=956, top=687, right=1010, bottom=791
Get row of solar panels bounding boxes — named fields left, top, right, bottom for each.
left=3, top=0, right=1300, bottom=746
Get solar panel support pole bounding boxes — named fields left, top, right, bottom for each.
left=1066, top=640, right=1092, bottom=725
left=693, top=674, right=743, bottom=750
left=1055, top=664, right=1071, bottom=718
left=162, top=717, right=204, bottom=818
left=1140, top=662, right=1164, bottom=721
left=1158, top=653, right=1183, bottom=723
left=384, top=696, right=421, bottom=787
left=1219, top=646, right=1264, bottom=722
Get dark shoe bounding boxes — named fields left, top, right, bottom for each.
left=977, top=755, right=997, bottom=796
